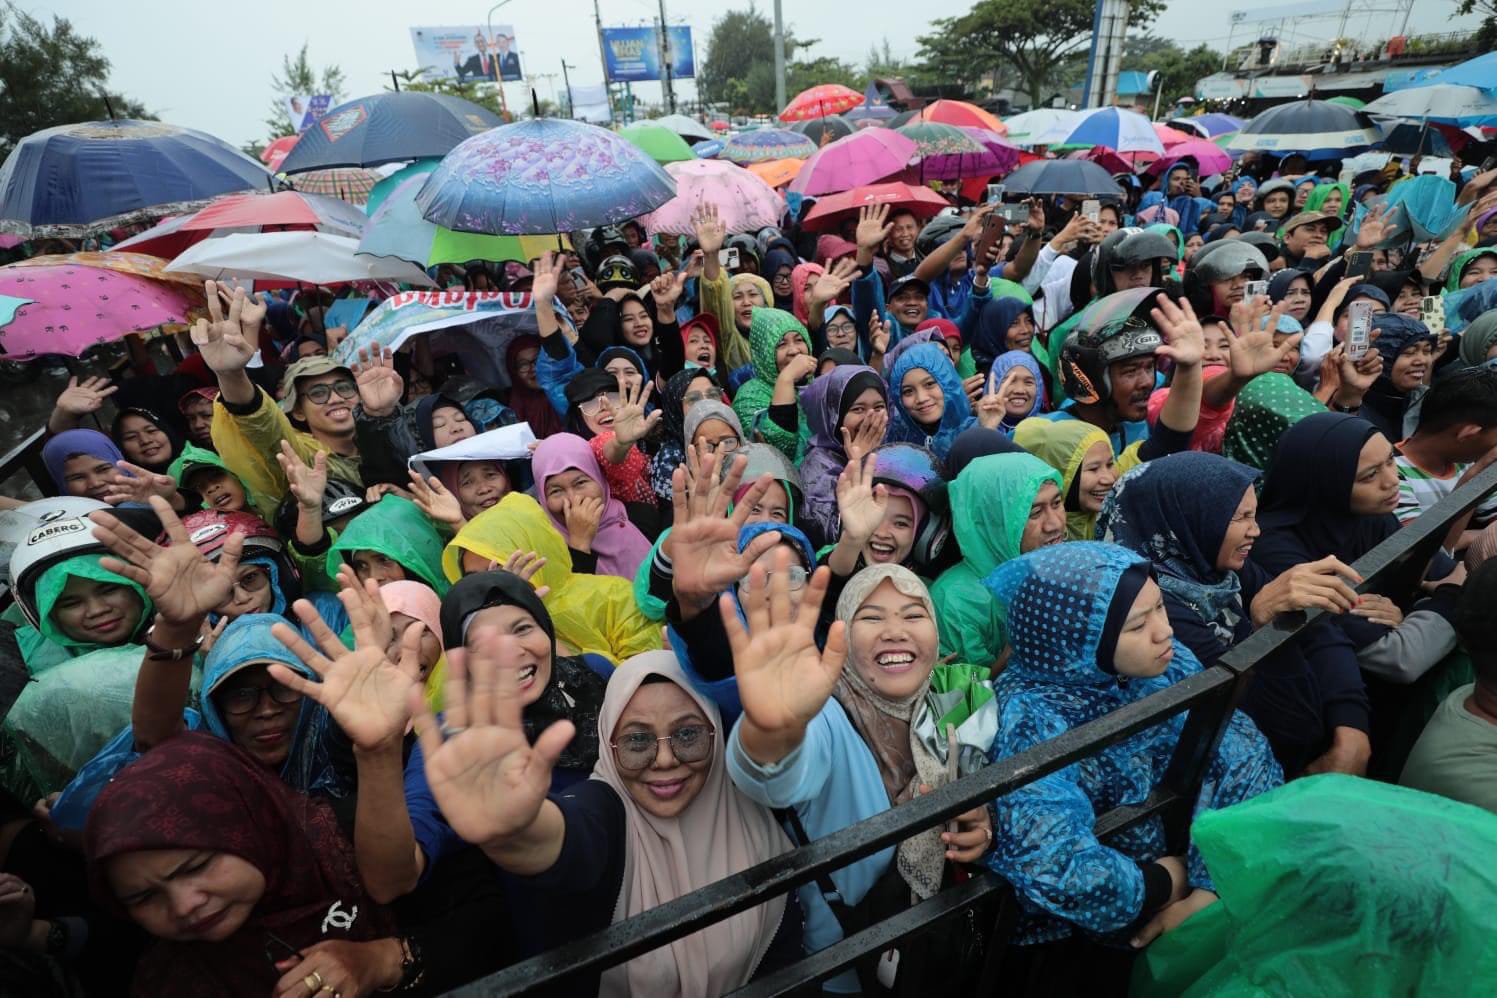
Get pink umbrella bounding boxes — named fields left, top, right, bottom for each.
left=0, top=261, right=202, bottom=359
left=801, top=182, right=950, bottom=234
left=639, top=160, right=784, bottom=236
left=789, top=129, right=918, bottom=196
left=261, top=135, right=299, bottom=171
left=1153, top=123, right=1196, bottom=148
left=1146, top=139, right=1234, bottom=178
left=1068, top=147, right=1135, bottom=175
left=111, top=190, right=367, bottom=259
left=958, top=128, right=1022, bottom=174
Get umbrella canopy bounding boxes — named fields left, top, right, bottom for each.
left=1228, top=99, right=1381, bottom=155
left=166, top=231, right=435, bottom=287
left=0, top=119, right=277, bottom=237
left=693, top=140, right=724, bottom=159
left=710, top=119, right=730, bottom=131
left=639, top=159, right=783, bottom=235
left=288, top=167, right=382, bottom=205
left=358, top=176, right=570, bottom=269
left=278, top=92, right=501, bottom=174
left=650, top=113, right=715, bottom=142
left=800, top=182, right=949, bottom=234
left=1153, top=123, right=1195, bottom=147
left=918, top=100, right=1008, bottom=135
left=897, top=122, right=1006, bottom=181
left=845, top=82, right=895, bottom=124
left=1376, top=120, right=1460, bottom=157
left=957, top=127, right=1021, bottom=173
left=111, top=190, right=367, bottom=259
left=10, top=251, right=209, bottom=296
left=1146, top=139, right=1234, bottom=177
left=1364, top=85, right=1497, bottom=127
left=1060, top=107, right=1166, bottom=155
left=261, top=135, right=299, bottom=172
left=1000, top=159, right=1125, bottom=197
left=1326, top=96, right=1366, bottom=110
left=1414, top=51, right=1497, bottom=93
left=1002, top=108, right=1083, bottom=147
left=789, top=128, right=918, bottom=196
left=720, top=128, right=818, bottom=165
left=780, top=84, right=864, bottom=123
left=1166, top=114, right=1244, bottom=138
left=1069, top=146, right=1135, bottom=175
left=619, top=122, right=697, bottom=164
left=746, top=158, right=805, bottom=189
left=416, top=118, right=676, bottom=236
left=0, top=260, right=204, bottom=360
left=365, top=158, right=440, bottom=216
left=792, top=115, right=855, bottom=147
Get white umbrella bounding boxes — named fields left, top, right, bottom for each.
left=651, top=113, right=715, bottom=142
left=1001, top=108, right=1081, bottom=147
left=166, top=231, right=435, bottom=286
left=1363, top=84, right=1497, bottom=126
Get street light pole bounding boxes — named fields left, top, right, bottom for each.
left=773, top=0, right=786, bottom=113
left=657, top=0, right=676, bottom=112
left=561, top=60, right=576, bottom=119
left=487, top=0, right=514, bottom=118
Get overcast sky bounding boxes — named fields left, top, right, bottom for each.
left=35, top=0, right=1482, bottom=147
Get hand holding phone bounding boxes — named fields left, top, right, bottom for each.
left=1347, top=300, right=1374, bottom=361
left=1245, top=280, right=1268, bottom=301
left=1083, top=199, right=1101, bottom=223
left=1346, top=251, right=1373, bottom=280
left=718, top=247, right=740, bottom=270
left=1421, top=296, right=1445, bottom=339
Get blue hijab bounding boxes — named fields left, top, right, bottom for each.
left=971, top=297, right=1035, bottom=372
left=987, top=350, right=1047, bottom=429
left=888, top=341, right=976, bottom=460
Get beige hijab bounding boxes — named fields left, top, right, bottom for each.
left=592, top=650, right=790, bottom=998
left=833, top=564, right=950, bottom=899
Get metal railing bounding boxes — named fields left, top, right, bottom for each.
left=447, top=459, right=1497, bottom=997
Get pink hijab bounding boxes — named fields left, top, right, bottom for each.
left=380, top=581, right=443, bottom=646
left=592, top=651, right=789, bottom=998
left=790, top=261, right=824, bottom=325
left=530, top=433, right=653, bottom=580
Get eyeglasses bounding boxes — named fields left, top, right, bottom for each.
left=219, top=680, right=300, bottom=716
left=825, top=320, right=857, bottom=338
left=682, top=390, right=720, bottom=407
left=514, top=358, right=537, bottom=373
left=579, top=392, right=622, bottom=416
left=698, top=434, right=740, bottom=454
left=611, top=724, right=715, bottom=771
left=737, top=565, right=808, bottom=593
left=301, top=380, right=358, bottom=405
left=233, top=569, right=270, bottom=595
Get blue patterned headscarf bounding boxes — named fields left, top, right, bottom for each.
left=887, top=341, right=976, bottom=461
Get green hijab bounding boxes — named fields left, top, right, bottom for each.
left=1304, top=182, right=1351, bottom=220
left=1221, top=373, right=1327, bottom=471
left=1459, top=311, right=1497, bottom=368
left=326, top=495, right=451, bottom=596
left=1447, top=247, right=1497, bottom=293
left=34, top=553, right=151, bottom=653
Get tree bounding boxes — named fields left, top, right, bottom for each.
left=265, top=43, right=348, bottom=140
left=1128, top=40, right=1223, bottom=107
left=914, top=0, right=1166, bottom=107
left=390, top=69, right=511, bottom=123
left=1456, top=0, right=1497, bottom=49
left=698, top=4, right=806, bottom=114
left=0, top=4, right=152, bottom=159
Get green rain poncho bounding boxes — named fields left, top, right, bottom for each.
left=1446, top=247, right=1497, bottom=293
left=1221, top=373, right=1327, bottom=472
left=928, top=452, right=1060, bottom=667
left=326, top=495, right=450, bottom=596
left=1134, top=775, right=1497, bottom=997
left=731, top=307, right=812, bottom=461
left=168, top=443, right=270, bottom=522
left=31, top=553, right=151, bottom=660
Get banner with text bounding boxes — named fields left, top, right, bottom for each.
left=602, top=26, right=694, bottom=82
left=410, top=24, right=523, bottom=83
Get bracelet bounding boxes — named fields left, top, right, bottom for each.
left=1330, top=399, right=1361, bottom=414
left=143, top=618, right=204, bottom=661
left=378, top=935, right=425, bottom=992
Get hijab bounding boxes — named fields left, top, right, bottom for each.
left=436, top=571, right=608, bottom=771
left=381, top=580, right=442, bottom=646
left=887, top=341, right=975, bottom=460
left=110, top=405, right=183, bottom=474
left=1459, top=311, right=1497, bottom=368
left=987, top=351, right=1047, bottom=428
left=506, top=334, right=564, bottom=439
left=971, top=297, right=1036, bottom=372
left=682, top=399, right=744, bottom=448
left=34, top=552, right=151, bottom=652
left=789, top=261, right=823, bottom=324
left=764, top=248, right=799, bottom=311
left=1221, top=372, right=1327, bottom=471
left=1098, top=453, right=1261, bottom=643
left=591, top=651, right=789, bottom=998
left=42, top=429, right=123, bottom=492
left=411, top=392, right=470, bottom=452
left=659, top=367, right=721, bottom=446
left=1012, top=416, right=1112, bottom=540
left=531, top=433, right=652, bottom=579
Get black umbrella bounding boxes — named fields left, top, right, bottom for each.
left=1000, top=159, right=1124, bottom=197
left=1226, top=99, right=1381, bottom=156
left=791, top=115, right=854, bottom=146
left=279, top=92, right=503, bottom=174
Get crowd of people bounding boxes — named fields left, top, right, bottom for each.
left=2, top=140, right=1497, bottom=997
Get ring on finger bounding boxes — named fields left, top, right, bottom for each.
left=440, top=722, right=468, bottom=739
left=304, top=971, right=323, bottom=993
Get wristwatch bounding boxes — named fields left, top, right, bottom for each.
left=44, top=919, right=67, bottom=956
left=142, top=618, right=204, bottom=661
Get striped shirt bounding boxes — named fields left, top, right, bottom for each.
left=1394, top=452, right=1497, bottom=526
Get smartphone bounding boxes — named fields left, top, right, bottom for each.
left=986, top=183, right=1006, bottom=204
left=1082, top=199, right=1101, bottom=223
left=972, top=213, right=1005, bottom=267
left=998, top=203, right=1029, bottom=225
left=1421, top=296, right=1446, bottom=338
left=718, top=247, right=740, bottom=270
left=1346, top=251, right=1373, bottom=280
left=1347, top=300, right=1374, bottom=360
left=1245, top=280, right=1269, bottom=300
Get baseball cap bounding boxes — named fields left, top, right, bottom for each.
left=889, top=274, right=930, bottom=298
left=278, top=355, right=355, bottom=413
left=1281, top=211, right=1339, bottom=235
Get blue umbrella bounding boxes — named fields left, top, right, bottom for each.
left=415, top=118, right=676, bottom=235
left=1167, top=113, right=1244, bottom=138
left=1000, top=159, right=1124, bottom=197
left=279, top=92, right=502, bottom=175
left=365, top=158, right=440, bottom=216
left=1417, top=52, right=1497, bottom=94
left=693, top=140, right=724, bottom=159
left=0, top=119, right=276, bottom=237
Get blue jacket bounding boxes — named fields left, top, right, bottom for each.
left=887, top=342, right=977, bottom=460
left=851, top=267, right=991, bottom=350
left=982, top=542, right=1282, bottom=944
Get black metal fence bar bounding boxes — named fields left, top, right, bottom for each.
left=0, top=427, right=56, bottom=499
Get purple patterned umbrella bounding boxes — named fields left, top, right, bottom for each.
left=897, top=122, right=1007, bottom=181
left=720, top=128, right=818, bottom=165
left=415, top=119, right=676, bottom=235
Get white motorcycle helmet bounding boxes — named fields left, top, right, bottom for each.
left=8, top=497, right=113, bottom=630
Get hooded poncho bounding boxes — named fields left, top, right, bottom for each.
left=887, top=342, right=976, bottom=462
left=798, top=365, right=887, bottom=546
left=731, top=307, right=812, bottom=461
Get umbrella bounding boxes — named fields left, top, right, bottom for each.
left=800, top=182, right=950, bottom=234
left=279, top=92, right=501, bottom=174
left=780, top=84, right=864, bottom=123
left=1153, top=123, right=1195, bottom=147
left=693, top=140, right=724, bottom=159
left=1002, top=108, right=1082, bottom=147
left=10, top=251, right=209, bottom=296
left=1166, top=114, right=1244, bottom=138
left=166, top=231, right=435, bottom=287
left=845, top=82, right=895, bottom=125
left=720, top=129, right=818, bottom=165
left=792, top=115, right=855, bottom=147
left=1000, top=159, right=1124, bottom=197
left=1326, top=96, right=1366, bottom=110
left=896, top=122, right=1004, bottom=181
left=957, top=127, right=1021, bottom=175
left=918, top=100, right=1008, bottom=135
left=1375, top=120, right=1460, bottom=157
left=1414, top=51, right=1497, bottom=94
left=639, top=159, right=784, bottom=235
left=789, top=128, right=918, bottom=196
left=650, top=113, right=715, bottom=142
left=358, top=176, right=571, bottom=269
left=416, top=118, right=676, bottom=236
left=711, top=119, right=730, bottom=131
left=746, top=158, right=805, bottom=189
left=1059, top=107, right=1165, bottom=155
left=0, top=261, right=204, bottom=360
left=1364, top=85, right=1497, bottom=127
left=288, top=167, right=382, bottom=205
left=1069, top=147, right=1135, bottom=175
left=1227, top=99, right=1381, bottom=155
left=261, top=135, right=299, bottom=172
left=365, top=159, right=440, bottom=216
left=111, top=190, right=368, bottom=259
left=1146, top=139, right=1234, bottom=177
left=620, top=122, right=697, bottom=164
left=0, top=119, right=278, bottom=237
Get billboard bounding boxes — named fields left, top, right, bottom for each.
left=285, top=95, right=332, bottom=133
left=410, top=25, right=523, bottom=83
left=602, top=26, right=694, bottom=83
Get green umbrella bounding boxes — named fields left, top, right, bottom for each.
left=1213, top=131, right=1239, bottom=148
left=895, top=120, right=987, bottom=158
left=1326, top=95, right=1366, bottom=110
left=619, top=123, right=696, bottom=164
left=365, top=158, right=440, bottom=217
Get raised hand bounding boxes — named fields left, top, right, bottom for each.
left=1150, top=294, right=1206, bottom=369
left=868, top=312, right=891, bottom=358
left=959, top=203, right=995, bottom=243
left=842, top=408, right=887, bottom=465
left=1336, top=343, right=1381, bottom=398
left=1355, top=202, right=1393, bottom=250
left=777, top=352, right=818, bottom=388
left=691, top=203, right=727, bottom=255
left=498, top=550, right=551, bottom=598
left=531, top=250, right=566, bottom=302
left=100, top=460, right=181, bottom=509
left=276, top=441, right=328, bottom=511
left=352, top=345, right=404, bottom=418
left=408, top=625, right=575, bottom=847
left=53, top=376, right=117, bottom=417
left=722, top=547, right=847, bottom=760
left=668, top=447, right=783, bottom=612
left=835, top=451, right=888, bottom=544
left=1224, top=296, right=1299, bottom=380
left=855, top=203, right=892, bottom=253
left=191, top=280, right=257, bottom=373
left=90, top=495, right=242, bottom=626
left=602, top=374, right=662, bottom=447
left=562, top=495, right=605, bottom=552
left=407, top=470, right=465, bottom=528
left=962, top=372, right=986, bottom=407
left=976, top=392, right=1006, bottom=430
left=649, top=268, right=689, bottom=310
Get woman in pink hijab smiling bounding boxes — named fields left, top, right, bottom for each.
left=530, top=433, right=653, bottom=580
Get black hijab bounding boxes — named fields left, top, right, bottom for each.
left=943, top=425, right=1026, bottom=480
left=660, top=367, right=722, bottom=445
left=110, top=405, right=184, bottom=474
left=411, top=393, right=469, bottom=453
left=563, top=368, right=620, bottom=439
left=438, top=571, right=607, bottom=772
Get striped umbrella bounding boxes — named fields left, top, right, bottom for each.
left=1228, top=100, right=1381, bottom=155
left=289, top=167, right=382, bottom=205
left=720, top=129, right=817, bottom=165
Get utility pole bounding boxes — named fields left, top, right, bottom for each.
left=594, top=0, right=614, bottom=121
left=773, top=0, right=786, bottom=113
left=657, top=3, right=676, bottom=113
left=561, top=60, right=576, bottom=119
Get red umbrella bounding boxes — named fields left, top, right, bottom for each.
left=110, top=190, right=367, bottom=259
left=780, top=84, right=864, bottom=123
left=1068, top=146, right=1135, bottom=175
left=801, top=182, right=950, bottom=233
left=920, top=100, right=1009, bottom=136
left=1153, top=123, right=1195, bottom=148
left=711, top=119, right=730, bottom=131
left=261, top=135, right=299, bottom=172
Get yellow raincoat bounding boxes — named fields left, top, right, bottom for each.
left=210, top=388, right=362, bottom=508
left=1013, top=417, right=1148, bottom=541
